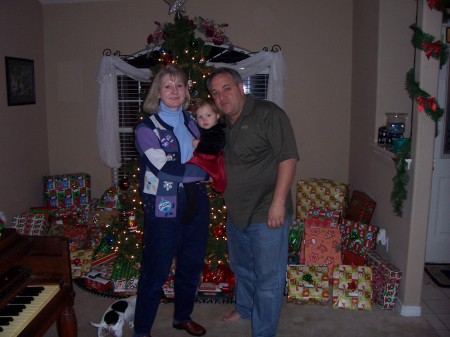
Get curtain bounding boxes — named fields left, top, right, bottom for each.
left=96, top=51, right=286, bottom=168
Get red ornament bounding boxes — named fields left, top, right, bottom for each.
left=213, top=225, right=224, bottom=238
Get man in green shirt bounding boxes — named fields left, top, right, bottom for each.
left=207, top=67, right=299, bottom=337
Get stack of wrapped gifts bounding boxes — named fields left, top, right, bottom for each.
left=287, top=179, right=402, bottom=311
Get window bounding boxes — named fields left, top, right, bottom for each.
left=114, top=47, right=269, bottom=184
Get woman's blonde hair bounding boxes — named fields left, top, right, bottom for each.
left=142, top=65, right=191, bottom=115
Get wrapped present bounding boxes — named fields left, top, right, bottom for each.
left=43, top=172, right=91, bottom=208
left=197, top=282, right=222, bottom=297
left=84, top=274, right=113, bottom=293
left=29, top=206, right=58, bottom=222
left=306, top=206, right=341, bottom=227
left=340, top=220, right=379, bottom=256
left=59, top=224, right=89, bottom=251
left=342, top=250, right=365, bottom=266
left=346, top=191, right=376, bottom=224
left=300, top=222, right=342, bottom=275
left=89, top=257, right=116, bottom=280
left=87, top=223, right=109, bottom=249
left=287, top=265, right=330, bottom=305
left=332, top=265, right=373, bottom=310
left=288, top=220, right=304, bottom=264
left=11, top=212, right=50, bottom=236
left=87, top=209, right=118, bottom=226
left=98, top=187, right=122, bottom=210
left=70, top=249, right=93, bottom=278
left=365, top=250, right=402, bottom=310
left=296, top=179, right=349, bottom=223
left=111, top=255, right=139, bottom=294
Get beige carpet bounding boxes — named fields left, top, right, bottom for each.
left=42, top=284, right=438, bottom=337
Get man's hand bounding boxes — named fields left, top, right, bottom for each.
left=267, top=202, right=285, bottom=228
left=192, top=139, right=200, bottom=149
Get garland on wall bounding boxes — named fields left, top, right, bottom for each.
left=391, top=0, right=449, bottom=216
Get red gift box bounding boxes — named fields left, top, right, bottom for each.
left=365, top=250, right=402, bottom=309
left=306, top=206, right=341, bottom=227
left=85, top=274, right=113, bottom=292
left=346, top=191, right=376, bottom=224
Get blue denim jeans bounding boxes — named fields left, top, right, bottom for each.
left=133, top=184, right=209, bottom=336
left=227, top=218, right=290, bottom=337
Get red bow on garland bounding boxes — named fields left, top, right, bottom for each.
left=416, top=96, right=437, bottom=112
left=422, top=41, right=442, bottom=59
left=427, top=0, right=442, bottom=10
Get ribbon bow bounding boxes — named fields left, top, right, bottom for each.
left=347, top=280, right=357, bottom=292
left=422, top=41, right=442, bottom=59
left=427, top=0, right=442, bottom=10
left=417, top=97, right=437, bottom=112
left=302, top=273, right=313, bottom=284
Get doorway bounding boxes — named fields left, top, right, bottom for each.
left=425, top=24, right=450, bottom=263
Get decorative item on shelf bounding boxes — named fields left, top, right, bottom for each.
left=385, top=113, right=407, bottom=149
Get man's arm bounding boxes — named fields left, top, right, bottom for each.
left=267, top=158, right=297, bottom=228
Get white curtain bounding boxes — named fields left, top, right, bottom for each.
left=96, top=51, right=286, bottom=168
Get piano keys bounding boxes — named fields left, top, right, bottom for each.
left=0, top=284, right=59, bottom=336
left=0, top=229, right=77, bottom=337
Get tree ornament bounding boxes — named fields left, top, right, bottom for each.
left=119, top=177, right=131, bottom=191
left=164, top=0, right=188, bottom=14
left=106, top=234, right=115, bottom=245
left=187, top=79, right=193, bottom=91
left=213, top=225, right=224, bottom=238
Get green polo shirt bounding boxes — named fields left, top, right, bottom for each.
left=223, top=95, right=299, bottom=229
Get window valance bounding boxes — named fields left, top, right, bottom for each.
left=96, top=51, right=286, bottom=168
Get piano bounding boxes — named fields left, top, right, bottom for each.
left=0, top=228, right=77, bottom=337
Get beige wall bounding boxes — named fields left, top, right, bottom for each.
left=350, top=0, right=440, bottom=310
left=0, top=0, right=440, bottom=313
left=0, top=0, right=49, bottom=222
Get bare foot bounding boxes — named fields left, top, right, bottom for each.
left=223, top=310, right=241, bottom=322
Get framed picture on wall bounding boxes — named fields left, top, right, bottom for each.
left=5, top=57, right=36, bottom=106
